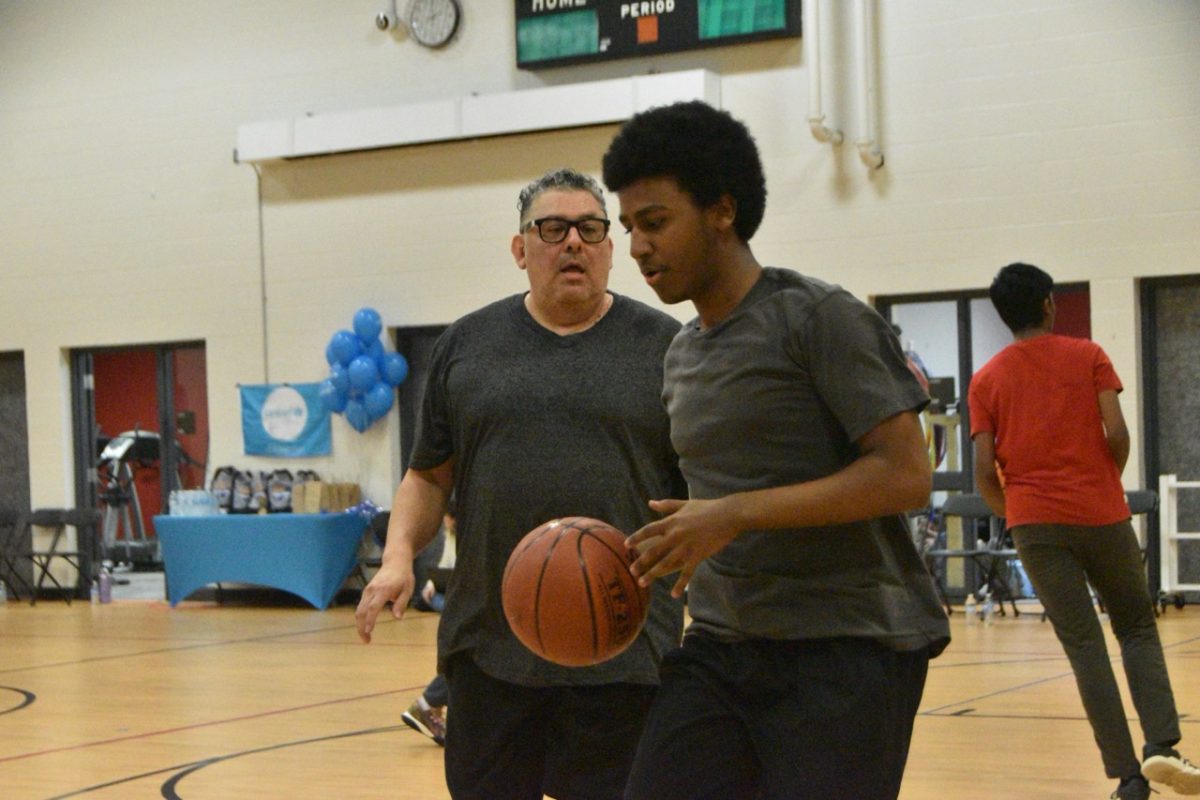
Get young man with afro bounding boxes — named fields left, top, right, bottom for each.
left=603, top=101, right=950, bottom=799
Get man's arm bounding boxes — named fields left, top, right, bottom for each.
left=1098, top=389, right=1129, bottom=473
left=355, top=459, right=454, bottom=643
left=628, top=410, right=931, bottom=597
left=971, top=432, right=1006, bottom=518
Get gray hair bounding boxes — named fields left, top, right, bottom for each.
left=516, top=167, right=607, bottom=228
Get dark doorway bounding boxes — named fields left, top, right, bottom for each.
left=1141, top=275, right=1200, bottom=595
left=393, top=326, right=448, bottom=474
left=0, top=351, right=32, bottom=592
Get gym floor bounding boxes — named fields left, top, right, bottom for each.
left=0, top=596, right=1196, bottom=799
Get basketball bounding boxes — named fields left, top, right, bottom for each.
left=502, top=517, right=650, bottom=667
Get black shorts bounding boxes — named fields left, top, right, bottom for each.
left=624, top=635, right=931, bottom=800
left=443, top=652, right=657, bottom=800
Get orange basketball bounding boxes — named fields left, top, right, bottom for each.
left=502, top=517, right=650, bottom=667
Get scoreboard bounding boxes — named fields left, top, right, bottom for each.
left=516, top=0, right=801, bottom=70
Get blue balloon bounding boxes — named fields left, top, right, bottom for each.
left=364, top=381, right=395, bottom=419
left=329, top=362, right=350, bottom=394
left=348, top=355, right=380, bottom=392
left=325, top=340, right=338, bottom=366
left=381, top=352, right=409, bottom=386
left=344, top=399, right=370, bottom=432
left=329, top=329, right=362, bottom=366
left=318, top=379, right=347, bottom=413
left=363, top=338, right=385, bottom=363
left=353, top=307, right=383, bottom=343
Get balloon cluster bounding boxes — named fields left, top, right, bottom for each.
left=319, top=307, right=409, bottom=433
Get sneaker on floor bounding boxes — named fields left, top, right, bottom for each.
left=1111, top=775, right=1151, bottom=800
left=1143, top=749, right=1200, bottom=795
left=401, top=698, right=446, bottom=746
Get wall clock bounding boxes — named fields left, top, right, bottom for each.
left=408, top=0, right=460, bottom=48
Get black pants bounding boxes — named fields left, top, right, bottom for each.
left=444, top=653, right=656, bottom=800
left=423, top=673, right=448, bottom=707
left=624, top=635, right=931, bottom=800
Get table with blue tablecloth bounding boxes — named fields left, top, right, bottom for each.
left=154, top=512, right=366, bottom=609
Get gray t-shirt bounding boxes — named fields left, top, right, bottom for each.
left=411, top=292, right=687, bottom=686
left=666, top=268, right=950, bottom=653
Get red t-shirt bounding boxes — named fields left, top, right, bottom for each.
left=968, top=334, right=1129, bottom=527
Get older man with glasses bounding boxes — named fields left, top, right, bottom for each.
left=356, top=167, right=686, bottom=800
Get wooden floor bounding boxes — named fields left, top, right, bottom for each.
left=1, top=596, right=1197, bottom=799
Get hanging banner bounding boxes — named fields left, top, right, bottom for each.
left=240, top=383, right=331, bottom=457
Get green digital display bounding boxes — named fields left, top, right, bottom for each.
left=699, top=0, right=787, bottom=39
left=515, top=0, right=800, bottom=70
left=517, top=9, right=601, bottom=62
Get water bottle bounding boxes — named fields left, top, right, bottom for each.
left=983, top=593, right=995, bottom=626
left=90, top=577, right=99, bottom=605
left=98, top=566, right=113, bottom=604
left=964, top=592, right=977, bottom=626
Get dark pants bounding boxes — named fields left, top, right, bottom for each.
left=443, top=653, right=656, bottom=800
left=624, top=635, right=931, bottom=800
left=423, top=673, right=448, bottom=707
left=1013, top=521, right=1180, bottom=778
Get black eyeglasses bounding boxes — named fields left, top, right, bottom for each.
left=523, top=217, right=611, bottom=244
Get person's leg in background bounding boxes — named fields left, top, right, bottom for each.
left=1073, top=521, right=1200, bottom=794
left=403, top=674, right=449, bottom=746
left=424, top=674, right=448, bottom=707
left=1012, top=525, right=1142, bottom=781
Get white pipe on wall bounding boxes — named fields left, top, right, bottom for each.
left=855, top=0, right=884, bottom=169
left=804, top=0, right=843, bottom=145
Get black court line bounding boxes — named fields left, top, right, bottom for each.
left=921, top=633, right=1200, bottom=716
left=928, top=630, right=1200, bottom=672
left=0, top=686, right=419, bottom=765
left=41, top=724, right=405, bottom=800
left=0, top=685, right=36, bottom=715
left=929, top=655, right=1068, bottom=670
left=929, top=710, right=1200, bottom=723
left=920, top=667, right=1079, bottom=715
left=0, top=619, right=391, bottom=677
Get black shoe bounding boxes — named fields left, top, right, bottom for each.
left=1111, top=775, right=1150, bottom=800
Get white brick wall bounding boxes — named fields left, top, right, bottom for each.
left=2, top=1, right=1197, bottom=506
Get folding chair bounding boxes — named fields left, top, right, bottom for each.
left=1126, top=489, right=1158, bottom=518
left=930, top=493, right=1021, bottom=617
left=912, top=507, right=953, bottom=615
left=0, top=507, right=35, bottom=601
left=20, top=508, right=102, bottom=605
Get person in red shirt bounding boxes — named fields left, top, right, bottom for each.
left=970, top=262, right=1200, bottom=800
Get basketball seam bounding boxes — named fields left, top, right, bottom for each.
left=582, top=531, right=648, bottom=632
left=572, top=522, right=602, bottom=663
left=531, top=523, right=566, bottom=659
